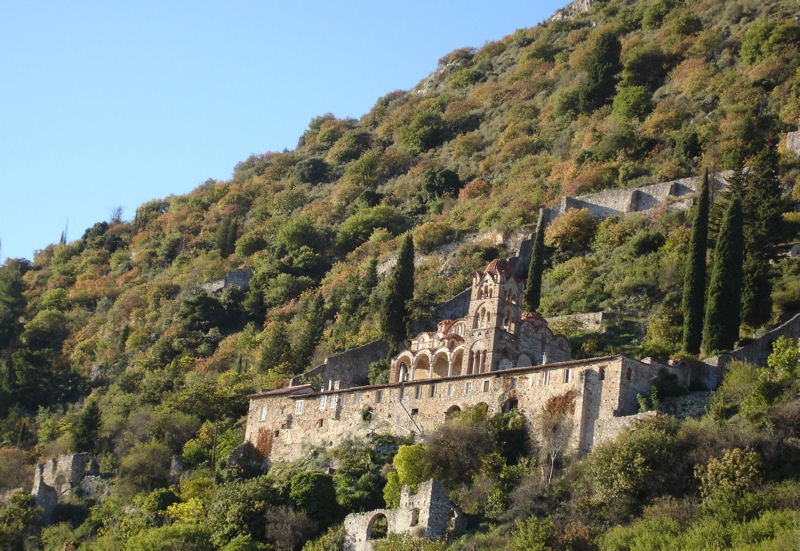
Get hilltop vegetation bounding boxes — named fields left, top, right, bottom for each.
left=2, top=0, right=800, bottom=548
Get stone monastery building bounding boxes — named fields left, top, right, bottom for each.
left=245, top=258, right=693, bottom=463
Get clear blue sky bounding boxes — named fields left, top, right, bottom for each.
left=0, top=1, right=566, bottom=262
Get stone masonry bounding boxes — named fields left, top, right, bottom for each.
left=343, top=480, right=466, bottom=551
left=32, top=453, right=99, bottom=520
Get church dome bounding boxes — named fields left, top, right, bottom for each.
left=484, top=258, right=513, bottom=278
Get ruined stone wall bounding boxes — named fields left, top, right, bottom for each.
left=555, top=174, right=731, bottom=220
left=343, top=480, right=464, bottom=550
left=246, top=356, right=673, bottom=463
left=292, top=340, right=391, bottom=389
left=703, top=312, right=800, bottom=372
left=592, top=411, right=658, bottom=449
left=548, top=312, right=606, bottom=333
left=31, top=453, right=98, bottom=520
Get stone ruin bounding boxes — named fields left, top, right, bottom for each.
left=31, top=453, right=102, bottom=521
left=343, top=480, right=466, bottom=550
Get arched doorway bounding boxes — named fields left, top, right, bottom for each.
left=366, top=513, right=388, bottom=540
left=445, top=405, right=461, bottom=419
left=502, top=398, right=518, bottom=413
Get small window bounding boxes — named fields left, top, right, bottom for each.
left=626, top=367, right=633, bottom=381
left=258, top=405, right=267, bottom=422
left=319, top=396, right=327, bottom=410
left=375, top=390, right=382, bottom=404
left=483, top=380, right=490, bottom=392
left=316, top=419, right=323, bottom=428
left=542, top=371, right=550, bottom=385
left=410, top=508, right=420, bottom=526
left=411, top=408, right=419, bottom=415
left=330, top=394, right=338, bottom=409
left=430, top=384, right=436, bottom=398
left=353, top=392, right=361, bottom=405
left=510, top=377, right=517, bottom=390
left=599, top=366, right=605, bottom=381
left=415, top=386, right=422, bottom=399
left=564, top=369, right=572, bottom=384
left=465, top=382, right=472, bottom=395
left=273, top=430, right=280, bottom=438
left=447, top=384, right=453, bottom=397
left=341, top=394, right=347, bottom=407
left=295, top=400, right=304, bottom=415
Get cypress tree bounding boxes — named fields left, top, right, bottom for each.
left=740, top=145, right=783, bottom=327
left=72, top=400, right=101, bottom=453
left=379, top=234, right=415, bottom=346
left=681, top=169, right=710, bottom=354
left=702, top=195, right=744, bottom=356
left=579, top=31, right=622, bottom=112
left=524, top=212, right=546, bottom=312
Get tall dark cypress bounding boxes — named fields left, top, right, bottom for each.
left=681, top=169, right=710, bottom=354
left=740, top=145, right=783, bottom=327
left=379, top=234, right=415, bottom=346
left=702, top=195, right=744, bottom=356
left=524, top=212, right=546, bottom=312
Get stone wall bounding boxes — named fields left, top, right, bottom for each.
left=703, top=312, right=800, bottom=372
left=246, top=355, right=689, bottom=463
left=32, top=453, right=98, bottom=521
left=343, top=480, right=465, bottom=551
left=554, top=174, right=731, bottom=220
left=548, top=312, right=607, bottom=333
left=292, top=340, right=391, bottom=390
left=787, top=120, right=800, bottom=156
left=592, top=411, right=658, bottom=449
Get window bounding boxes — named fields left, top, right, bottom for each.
left=564, top=369, right=572, bottom=383
left=415, top=386, right=422, bottom=399
left=330, top=394, right=338, bottom=409
left=273, top=430, right=280, bottom=438
left=375, top=390, right=382, bottom=404
left=465, top=382, right=472, bottom=395
left=510, top=377, right=517, bottom=390
left=341, top=394, right=347, bottom=407
left=319, top=396, right=327, bottom=410
left=626, top=367, right=633, bottom=381
left=316, top=419, right=323, bottom=428
left=542, top=371, right=550, bottom=385
left=411, top=408, right=419, bottom=415
left=410, top=508, right=420, bottom=526
left=353, top=392, right=361, bottom=405
left=599, top=366, right=605, bottom=381
left=447, top=384, right=453, bottom=397
left=483, top=380, right=490, bottom=392
left=430, top=385, right=436, bottom=398
left=295, top=400, right=304, bottom=415
left=258, top=405, right=267, bottom=422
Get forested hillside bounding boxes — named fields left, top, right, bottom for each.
left=2, top=0, right=800, bottom=548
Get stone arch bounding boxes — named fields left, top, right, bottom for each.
left=366, top=513, right=389, bottom=540
left=450, top=348, right=464, bottom=376
left=432, top=351, right=449, bottom=378
left=445, top=404, right=461, bottom=419
left=413, top=354, right=431, bottom=381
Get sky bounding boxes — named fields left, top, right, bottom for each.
left=0, top=1, right=567, bottom=262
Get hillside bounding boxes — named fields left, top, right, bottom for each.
left=2, top=0, right=800, bottom=548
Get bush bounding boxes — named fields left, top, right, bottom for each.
left=613, top=85, right=653, bottom=120
left=544, top=209, right=597, bottom=254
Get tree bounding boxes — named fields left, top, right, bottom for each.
left=702, top=195, right=744, bottom=355
left=682, top=169, right=710, bottom=354
left=544, top=208, right=597, bottom=254
left=216, top=215, right=238, bottom=258
left=379, top=234, right=415, bottom=346
left=292, top=294, right=326, bottom=373
left=740, top=146, right=783, bottom=328
left=578, top=31, right=622, bottom=112
left=524, top=213, right=546, bottom=312
left=72, top=400, right=101, bottom=453
left=288, top=471, right=339, bottom=530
